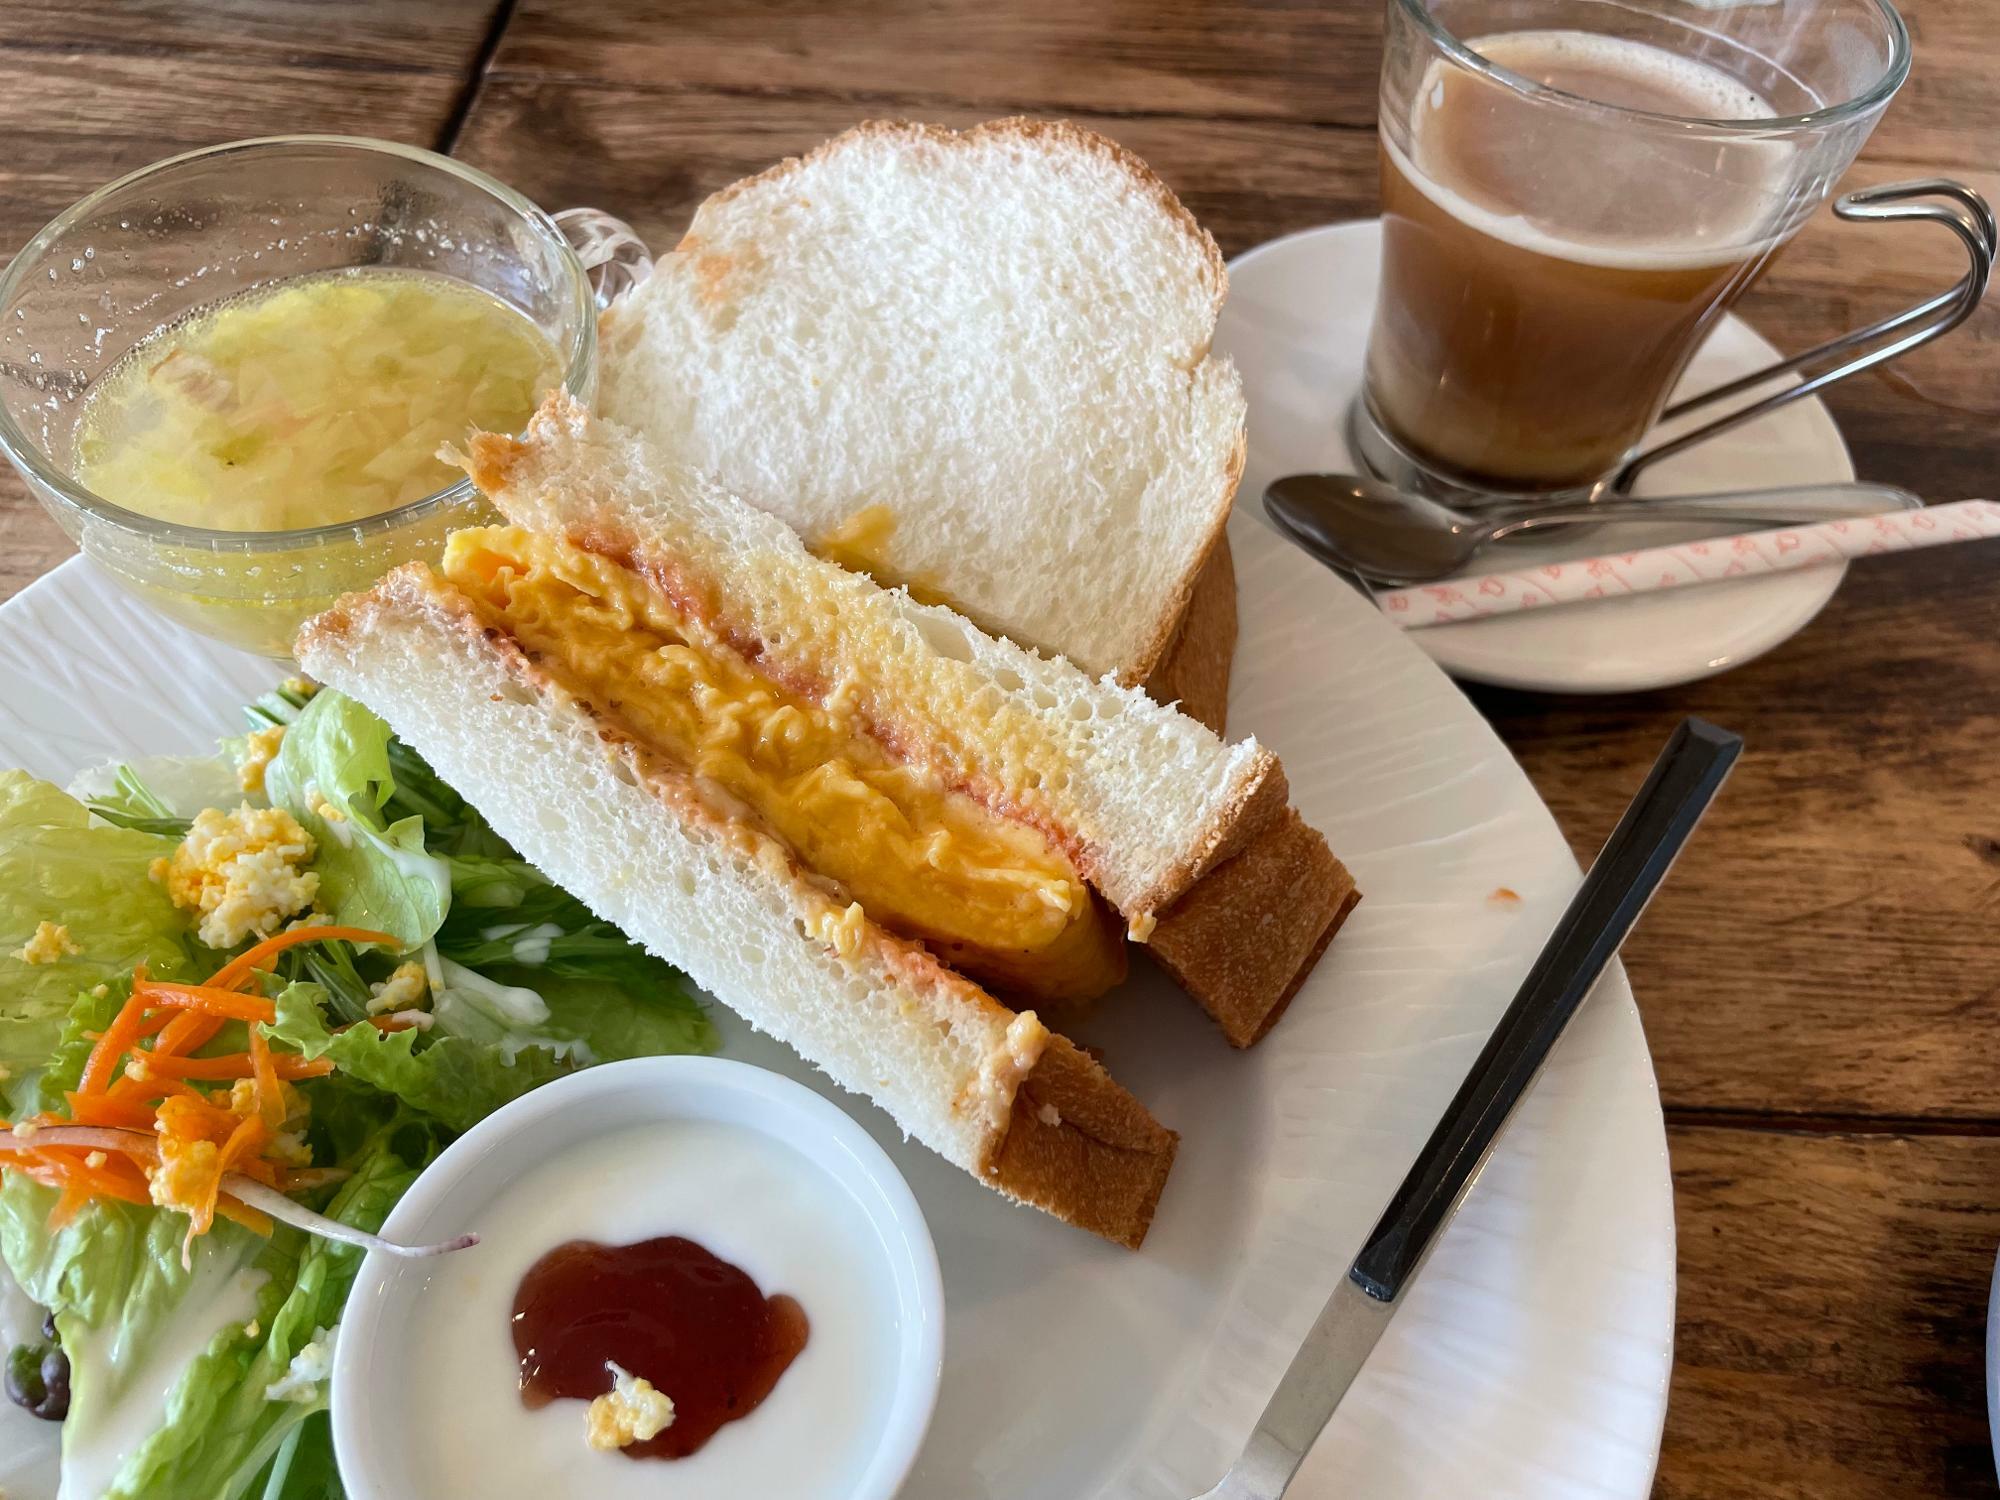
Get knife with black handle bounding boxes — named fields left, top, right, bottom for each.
left=1194, top=716, right=1742, bottom=1500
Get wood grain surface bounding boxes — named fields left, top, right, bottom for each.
left=1664, top=1127, right=2000, bottom=1500
left=0, top=3, right=1994, bottom=1496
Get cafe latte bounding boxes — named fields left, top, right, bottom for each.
left=1366, top=30, right=1799, bottom=489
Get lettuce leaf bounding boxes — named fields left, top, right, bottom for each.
left=438, top=855, right=713, bottom=1060
left=474, top=969, right=713, bottom=1066
left=0, top=773, right=191, bottom=1113
left=2, top=685, right=715, bottom=1496
left=269, top=982, right=570, bottom=1133
left=1, top=982, right=442, bottom=1500
left=71, top=754, right=245, bottom=835
left=264, top=693, right=449, bottom=952
left=105, top=1108, right=435, bottom=1500
left=252, top=1411, right=340, bottom=1500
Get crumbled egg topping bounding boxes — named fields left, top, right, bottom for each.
left=366, top=960, right=430, bottom=1016
left=814, top=901, right=867, bottom=960
left=225, top=1075, right=305, bottom=1126
left=265, top=1327, right=335, bottom=1404
left=586, top=1362, right=676, bottom=1451
left=266, top=1129, right=313, bottom=1167
left=236, top=724, right=288, bottom=795
left=280, top=675, right=319, bottom=699
left=154, top=804, right=319, bottom=949
left=221, top=1082, right=312, bottom=1160
left=149, top=1096, right=225, bottom=1215
left=13, top=921, right=81, bottom=965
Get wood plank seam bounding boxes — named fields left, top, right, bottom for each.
left=436, top=0, right=522, bottom=154
left=474, top=67, right=1386, bottom=133
left=1665, top=1107, right=2000, bottom=1137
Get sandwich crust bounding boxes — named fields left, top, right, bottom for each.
left=1143, top=534, right=1238, bottom=736
left=1149, top=810, right=1361, bottom=1048
left=989, top=1034, right=1178, bottom=1250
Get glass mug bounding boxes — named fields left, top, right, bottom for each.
left=1350, top=0, right=1987, bottom=504
left=0, top=136, right=652, bottom=656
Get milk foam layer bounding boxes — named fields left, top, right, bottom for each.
left=1397, top=30, right=1792, bottom=271
left=1477, top=28, right=1780, bottom=122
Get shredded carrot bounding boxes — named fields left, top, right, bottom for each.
left=48, top=1180, right=92, bottom=1231
left=78, top=1010, right=173, bottom=1040
left=188, top=1115, right=267, bottom=1237
left=152, top=1010, right=228, bottom=1058
left=205, top=925, right=395, bottom=994
left=0, top=927, right=396, bottom=1247
left=247, top=1026, right=285, bottom=1129
left=108, top=1070, right=207, bottom=1108
left=65, top=1091, right=159, bottom=1131
left=133, top=981, right=275, bottom=1024
left=135, top=1052, right=333, bottom=1083
left=215, top=1196, right=274, bottom=1236
left=365, top=1016, right=418, bottom=1034
left=41, top=1147, right=151, bottom=1200
left=78, top=987, right=154, bottom=1098
left=232, top=1155, right=281, bottom=1188
left=217, top=1114, right=267, bottom=1175
left=1, top=1147, right=153, bottom=1207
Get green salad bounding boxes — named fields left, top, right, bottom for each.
left=0, top=680, right=713, bottom=1498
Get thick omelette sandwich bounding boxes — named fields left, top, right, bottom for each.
left=296, top=394, right=1358, bottom=1246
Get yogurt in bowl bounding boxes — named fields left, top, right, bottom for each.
left=331, top=1056, right=944, bottom=1500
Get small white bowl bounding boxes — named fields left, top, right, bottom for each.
left=331, top=1056, right=944, bottom=1500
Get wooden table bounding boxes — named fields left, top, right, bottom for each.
left=3, top=5, right=1995, bottom=1494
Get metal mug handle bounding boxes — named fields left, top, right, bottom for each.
left=553, top=207, right=654, bottom=309
left=1615, top=178, right=1996, bottom=491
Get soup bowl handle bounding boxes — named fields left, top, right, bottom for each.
left=1614, top=179, right=1996, bottom=492
left=554, top=207, right=654, bottom=309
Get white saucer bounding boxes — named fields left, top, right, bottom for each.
left=1218, top=220, right=1857, bottom=694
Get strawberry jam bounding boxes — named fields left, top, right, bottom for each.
left=511, top=1235, right=810, bottom=1459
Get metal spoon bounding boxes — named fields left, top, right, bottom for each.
left=1264, top=472, right=1923, bottom=586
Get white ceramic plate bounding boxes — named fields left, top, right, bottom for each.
left=1222, top=220, right=1856, bottom=694
left=0, top=535, right=1674, bottom=1500
left=1987, top=1246, right=2000, bottom=1478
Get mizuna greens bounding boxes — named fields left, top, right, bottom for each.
left=0, top=682, right=714, bottom=1499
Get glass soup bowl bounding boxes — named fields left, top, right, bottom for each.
left=0, top=136, right=616, bottom=658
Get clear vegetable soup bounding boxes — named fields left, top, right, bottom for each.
left=73, top=269, right=560, bottom=532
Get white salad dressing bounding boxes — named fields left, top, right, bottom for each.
left=507, top=922, right=562, bottom=967
left=56, top=1256, right=266, bottom=1500
left=469, top=921, right=565, bottom=967
left=377, top=835, right=450, bottom=910
left=384, top=1119, right=901, bottom=1500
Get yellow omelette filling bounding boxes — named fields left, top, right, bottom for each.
left=441, top=527, right=1125, bottom=1003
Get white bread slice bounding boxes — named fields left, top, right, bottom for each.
left=297, top=566, right=1177, bottom=1248
left=597, top=117, right=1247, bottom=688
left=450, top=393, right=1355, bottom=1045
